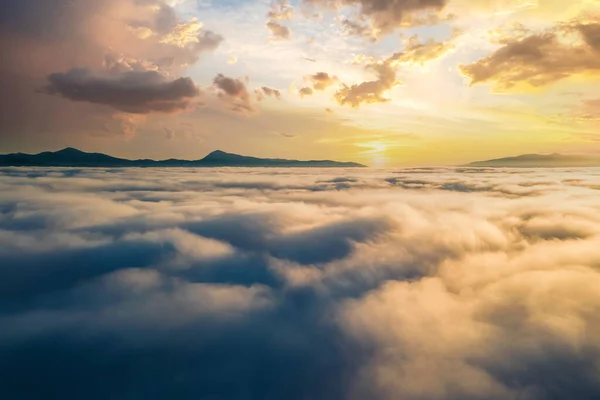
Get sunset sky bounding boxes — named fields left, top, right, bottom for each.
left=3, top=2, right=600, bottom=397
left=2, top=0, right=600, bottom=166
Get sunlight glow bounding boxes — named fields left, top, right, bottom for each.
left=356, top=140, right=400, bottom=167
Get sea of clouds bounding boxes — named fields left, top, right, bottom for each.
left=1, top=166, right=599, bottom=399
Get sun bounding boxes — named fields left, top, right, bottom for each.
left=356, top=140, right=391, bottom=167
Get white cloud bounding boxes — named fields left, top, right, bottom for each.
left=1, top=166, right=600, bottom=399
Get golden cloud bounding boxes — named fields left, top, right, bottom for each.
left=460, top=16, right=600, bottom=90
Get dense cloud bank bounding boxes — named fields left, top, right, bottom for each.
left=1, top=167, right=600, bottom=399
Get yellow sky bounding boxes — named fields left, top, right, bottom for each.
left=2, top=0, right=600, bottom=166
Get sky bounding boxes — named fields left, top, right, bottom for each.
left=1, top=0, right=600, bottom=166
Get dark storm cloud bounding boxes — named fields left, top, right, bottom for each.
left=1, top=167, right=600, bottom=399
left=44, top=69, right=201, bottom=114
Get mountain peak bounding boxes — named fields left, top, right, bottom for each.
left=207, top=150, right=229, bottom=156
left=56, top=147, right=85, bottom=155
left=467, top=153, right=600, bottom=168
left=0, top=148, right=366, bottom=168
left=201, top=150, right=245, bottom=162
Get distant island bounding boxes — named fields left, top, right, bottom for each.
left=0, top=148, right=366, bottom=168
left=466, top=153, right=600, bottom=168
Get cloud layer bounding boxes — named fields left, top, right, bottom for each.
left=1, top=166, right=600, bottom=399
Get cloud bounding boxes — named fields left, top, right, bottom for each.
left=297, top=72, right=339, bottom=99
left=159, top=19, right=223, bottom=52
left=266, top=0, right=293, bottom=40
left=266, top=20, right=292, bottom=40
left=0, top=0, right=221, bottom=140
left=334, top=54, right=400, bottom=107
left=163, top=127, right=175, bottom=139
left=578, top=20, right=600, bottom=51
left=103, top=113, right=147, bottom=139
left=341, top=18, right=377, bottom=40
left=399, top=33, right=458, bottom=65
left=460, top=17, right=600, bottom=90
left=304, top=0, right=449, bottom=36
left=213, top=73, right=255, bottom=113
left=44, top=68, right=201, bottom=114
left=276, top=131, right=299, bottom=139
left=306, top=72, right=340, bottom=91
left=255, top=86, right=283, bottom=101
left=1, top=167, right=600, bottom=399
left=580, top=97, right=600, bottom=119
left=334, top=34, right=456, bottom=107
left=299, top=87, right=315, bottom=97
left=267, top=0, right=294, bottom=20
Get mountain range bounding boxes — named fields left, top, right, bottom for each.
left=0, top=148, right=366, bottom=168
left=467, top=153, right=600, bottom=168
